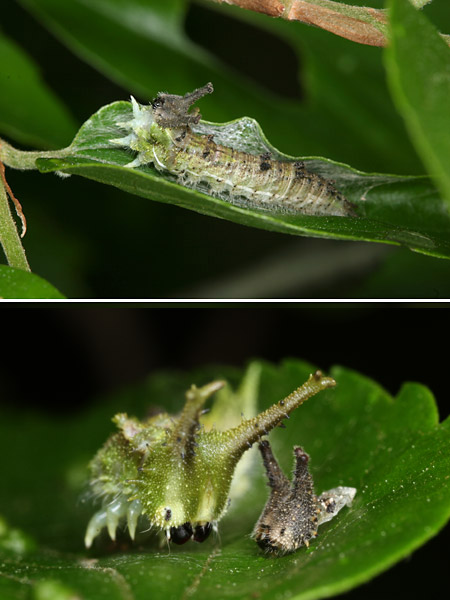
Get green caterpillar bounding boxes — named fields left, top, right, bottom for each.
left=111, top=83, right=356, bottom=217
left=84, top=370, right=338, bottom=548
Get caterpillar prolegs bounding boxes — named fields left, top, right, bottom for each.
left=111, top=83, right=356, bottom=217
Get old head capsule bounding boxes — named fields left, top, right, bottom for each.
left=253, top=441, right=356, bottom=555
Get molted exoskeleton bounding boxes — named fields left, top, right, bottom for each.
left=110, top=84, right=356, bottom=217
left=253, top=441, right=356, bottom=555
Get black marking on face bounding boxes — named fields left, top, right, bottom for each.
left=170, top=522, right=193, bottom=545
left=193, top=522, right=212, bottom=543
left=151, top=96, right=165, bottom=109
left=256, top=535, right=278, bottom=553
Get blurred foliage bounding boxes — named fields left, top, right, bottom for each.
left=1, top=0, right=450, bottom=297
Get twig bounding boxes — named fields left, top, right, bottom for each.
left=208, top=0, right=449, bottom=48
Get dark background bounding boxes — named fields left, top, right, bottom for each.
left=0, top=305, right=448, bottom=598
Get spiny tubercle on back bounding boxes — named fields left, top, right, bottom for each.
left=84, top=370, right=336, bottom=548
left=110, top=83, right=356, bottom=217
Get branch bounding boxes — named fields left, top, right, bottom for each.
left=209, top=0, right=449, bottom=48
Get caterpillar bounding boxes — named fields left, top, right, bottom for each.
left=84, top=370, right=336, bottom=549
left=111, top=83, right=356, bottom=217
left=253, top=441, right=356, bottom=555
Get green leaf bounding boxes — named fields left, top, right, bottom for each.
left=0, top=264, right=66, bottom=298
left=0, top=31, right=77, bottom=148
left=34, top=100, right=450, bottom=258
left=386, top=0, right=450, bottom=207
left=0, top=360, right=449, bottom=600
